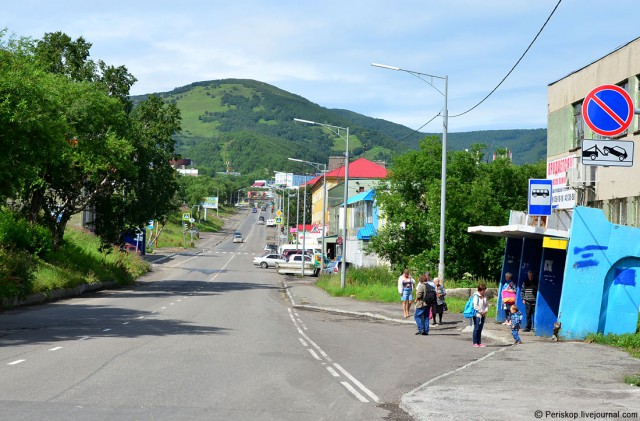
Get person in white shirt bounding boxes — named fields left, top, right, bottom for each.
left=397, top=269, right=415, bottom=318
left=472, top=283, right=489, bottom=348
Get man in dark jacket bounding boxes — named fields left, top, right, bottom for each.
left=521, top=270, right=538, bottom=332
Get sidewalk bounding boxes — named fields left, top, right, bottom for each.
left=283, top=278, right=640, bottom=420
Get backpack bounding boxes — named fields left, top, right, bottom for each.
left=463, top=295, right=477, bottom=318
left=424, top=284, right=437, bottom=305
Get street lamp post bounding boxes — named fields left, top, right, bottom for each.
left=294, top=118, right=349, bottom=288
left=288, top=157, right=328, bottom=271
left=372, top=62, right=448, bottom=282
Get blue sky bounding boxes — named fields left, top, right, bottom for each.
left=2, top=1, right=639, bottom=132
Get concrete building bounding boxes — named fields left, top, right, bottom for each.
left=547, top=36, right=640, bottom=222
left=469, top=37, right=640, bottom=340
left=274, top=171, right=315, bottom=188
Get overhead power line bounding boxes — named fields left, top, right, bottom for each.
left=450, top=0, right=562, bottom=118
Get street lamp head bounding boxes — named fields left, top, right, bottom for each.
left=371, top=62, right=400, bottom=71
left=293, top=118, right=316, bottom=125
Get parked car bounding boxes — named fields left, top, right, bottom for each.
left=253, top=253, right=287, bottom=269
left=232, top=231, right=243, bottom=243
left=276, top=253, right=329, bottom=276
left=266, top=219, right=276, bottom=227
left=264, top=243, right=278, bottom=253
left=323, top=260, right=350, bottom=275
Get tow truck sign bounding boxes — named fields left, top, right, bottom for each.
left=581, top=139, right=634, bottom=167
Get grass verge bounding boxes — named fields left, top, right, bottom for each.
left=316, top=266, right=498, bottom=318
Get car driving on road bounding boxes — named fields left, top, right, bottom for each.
left=232, top=231, right=243, bottom=243
left=252, top=254, right=287, bottom=268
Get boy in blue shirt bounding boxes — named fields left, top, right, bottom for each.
left=510, top=305, right=523, bottom=345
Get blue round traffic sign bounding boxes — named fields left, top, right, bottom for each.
left=582, top=85, right=634, bottom=137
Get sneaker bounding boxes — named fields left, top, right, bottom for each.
left=421, top=332, right=428, bottom=335
left=477, top=344, right=487, bottom=348
left=473, top=344, right=479, bottom=347
left=523, top=328, right=531, bottom=332
left=517, top=341, right=522, bottom=344
left=415, top=331, right=423, bottom=335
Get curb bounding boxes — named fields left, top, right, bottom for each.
left=283, top=280, right=513, bottom=344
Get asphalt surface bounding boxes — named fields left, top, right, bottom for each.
left=147, top=211, right=640, bottom=420
left=5, top=209, right=640, bottom=420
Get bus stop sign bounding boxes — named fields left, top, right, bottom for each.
left=582, top=85, right=634, bottom=137
left=528, top=179, right=553, bottom=216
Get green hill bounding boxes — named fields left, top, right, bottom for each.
left=132, top=79, right=546, bottom=178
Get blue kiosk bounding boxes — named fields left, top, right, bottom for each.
left=469, top=206, right=640, bottom=339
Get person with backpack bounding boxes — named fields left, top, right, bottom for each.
left=423, top=274, right=437, bottom=327
left=413, top=275, right=429, bottom=335
left=472, top=283, right=489, bottom=348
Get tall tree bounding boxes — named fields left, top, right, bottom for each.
left=368, top=138, right=545, bottom=279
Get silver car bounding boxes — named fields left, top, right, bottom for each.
left=252, top=253, right=286, bottom=268
left=232, top=232, right=243, bottom=243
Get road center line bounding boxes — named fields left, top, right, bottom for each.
left=208, top=254, right=235, bottom=282
left=340, top=382, right=369, bottom=403
left=333, top=363, right=380, bottom=403
left=287, top=308, right=380, bottom=404
left=49, top=347, right=63, bottom=351
left=7, top=359, right=25, bottom=365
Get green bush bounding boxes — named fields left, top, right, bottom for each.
left=0, top=210, right=52, bottom=256
left=0, top=246, right=34, bottom=299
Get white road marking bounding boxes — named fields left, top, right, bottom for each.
left=161, top=307, right=166, bottom=310
left=340, top=382, right=369, bottom=402
left=49, top=347, right=62, bottom=351
left=307, top=349, right=321, bottom=360
left=170, top=303, right=175, bottom=305
left=7, top=359, right=25, bottom=365
left=77, top=336, right=90, bottom=341
left=287, top=308, right=380, bottom=404
left=102, top=328, right=111, bottom=332
left=122, top=322, right=130, bottom=325
left=169, top=254, right=199, bottom=268
left=177, top=299, right=182, bottom=302
left=208, top=254, right=235, bottom=282
left=326, top=366, right=340, bottom=377
left=334, top=363, right=380, bottom=403
left=298, top=337, right=308, bottom=347
left=137, top=316, right=144, bottom=319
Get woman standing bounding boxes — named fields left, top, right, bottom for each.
left=397, top=269, right=415, bottom=318
left=433, top=278, right=447, bottom=325
left=472, top=283, right=489, bottom=348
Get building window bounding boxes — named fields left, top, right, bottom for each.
left=573, top=101, right=584, bottom=148
left=614, top=80, right=630, bottom=138
left=608, top=198, right=628, bottom=225
left=637, top=76, right=640, bottom=132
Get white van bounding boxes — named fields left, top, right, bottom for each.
left=278, top=244, right=321, bottom=256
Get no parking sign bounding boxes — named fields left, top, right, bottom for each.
left=582, top=85, right=634, bottom=137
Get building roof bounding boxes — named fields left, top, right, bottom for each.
left=347, top=189, right=375, bottom=205
left=301, top=175, right=322, bottom=187
left=252, top=181, right=266, bottom=187
left=325, top=158, right=387, bottom=179
left=357, top=223, right=377, bottom=240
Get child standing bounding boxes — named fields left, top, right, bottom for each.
left=510, top=305, right=523, bottom=345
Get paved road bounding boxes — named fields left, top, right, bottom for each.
left=2, top=209, right=639, bottom=420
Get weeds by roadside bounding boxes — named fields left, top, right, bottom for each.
left=316, top=266, right=498, bottom=318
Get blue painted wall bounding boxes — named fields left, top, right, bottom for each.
left=497, top=238, right=523, bottom=323
left=535, top=247, right=566, bottom=336
left=559, top=206, right=640, bottom=339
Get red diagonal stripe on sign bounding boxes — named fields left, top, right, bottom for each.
left=591, top=94, right=626, bottom=126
